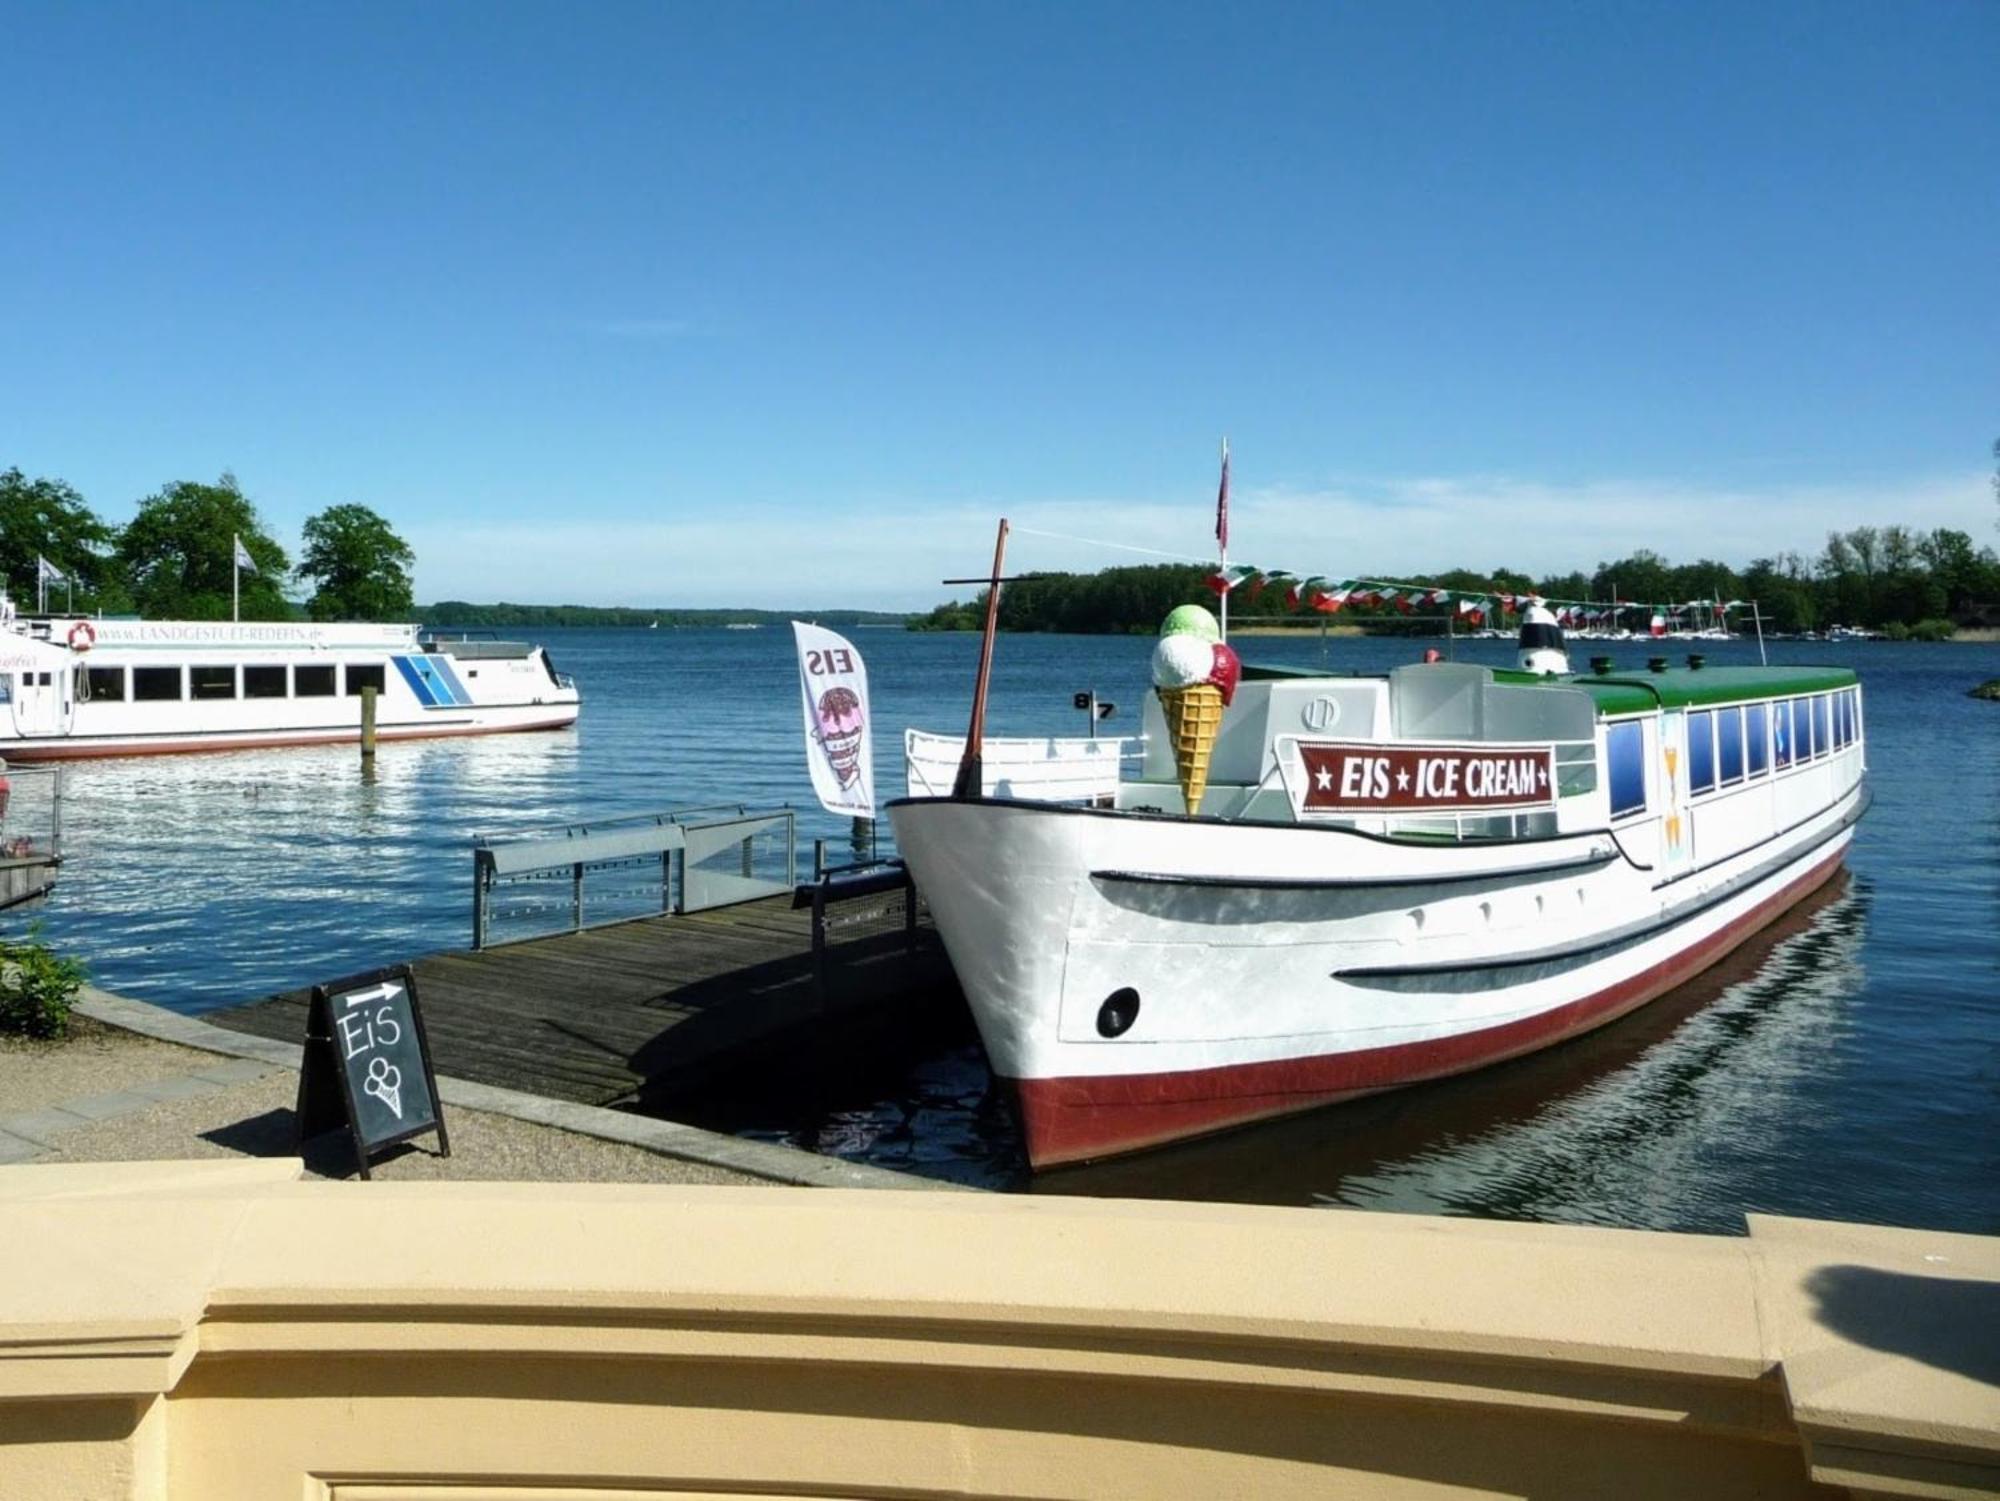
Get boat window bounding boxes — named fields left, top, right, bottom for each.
left=1606, top=720, right=1647, bottom=819
left=1772, top=700, right=1793, bottom=767
left=345, top=663, right=386, bottom=696
left=1687, top=710, right=1715, bottom=794
left=1717, top=707, right=1745, bottom=784
left=243, top=665, right=287, bottom=699
left=294, top=664, right=336, bottom=697
left=1746, top=703, right=1769, bottom=776
left=190, top=665, right=237, bottom=700
left=86, top=666, right=126, bottom=702
left=1814, top=695, right=1831, bottom=758
left=133, top=666, right=183, bottom=702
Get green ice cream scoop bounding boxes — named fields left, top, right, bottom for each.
left=1160, top=604, right=1221, bottom=641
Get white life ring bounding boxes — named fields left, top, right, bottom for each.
left=67, top=621, right=96, bottom=653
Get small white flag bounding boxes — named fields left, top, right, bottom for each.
left=36, top=555, right=64, bottom=583
left=232, top=535, right=258, bottom=574
left=792, top=621, right=874, bottom=818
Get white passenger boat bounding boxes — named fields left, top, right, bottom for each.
left=891, top=610, right=1866, bottom=1168
left=0, top=603, right=579, bottom=760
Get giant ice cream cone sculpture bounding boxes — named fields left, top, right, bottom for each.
left=1152, top=606, right=1240, bottom=816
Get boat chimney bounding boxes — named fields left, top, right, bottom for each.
left=1590, top=655, right=1614, bottom=676
left=1686, top=653, right=1706, bottom=671
left=1516, top=599, right=1570, bottom=676
left=1648, top=655, right=1669, bottom=673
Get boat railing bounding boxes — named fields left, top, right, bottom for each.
left=904, top=728, right=1142, bottom=802
left=470, top=803, right=797, bottom=949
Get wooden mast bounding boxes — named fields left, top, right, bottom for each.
left=952, top=519, right=1010, bottom=799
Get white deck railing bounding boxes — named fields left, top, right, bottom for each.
left=904, top=729, right=1141, bottom=802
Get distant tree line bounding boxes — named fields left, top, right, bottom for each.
left=420, top=602, right=910, bottom=629
left=911, top=529, right=2000, bottom=636
left=0, top=466, right=413, bottom=622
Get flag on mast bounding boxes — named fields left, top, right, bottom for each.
left=1214, top=438, right=1230, bottom=552
left=232, top=535, right=258, bottom=574
left=36, top=555, right=64, bottom=583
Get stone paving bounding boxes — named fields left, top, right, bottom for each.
left=0, top=990, right=954, bottom=1190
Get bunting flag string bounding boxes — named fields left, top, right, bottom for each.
left=1203, top=564, right=1746, bottom=630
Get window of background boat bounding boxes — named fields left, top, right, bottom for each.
left=1746, top=703, right=1769, bottom=775
left=1814, top=694, right=1831, bottom=757
left=243, top=665, right=287, bottom=699
left=1792, top=698, right=1812, bottom=760
left=132, top=666, right=183, bottom=701
left=1607, top=720, right=1647, bottom=819
left=344, top=663, right=386, bottom=696
left=1717, top=706, right=1745, bottom=783
left=1773, top=700, right=1793, bottom=767
left=294, top=664, right=336, bottom=697
left=86, top=666, right=126, bottom=701
left=1687, top=710, right=1716, bottom=794
left=189, top=665, right=236, bottom=700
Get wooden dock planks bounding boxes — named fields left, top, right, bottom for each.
left=207, top=892, right=956, bottom=1108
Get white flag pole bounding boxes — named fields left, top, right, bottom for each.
left=233, top=535, right=241, bottom=622
left=36, top=557, right=45, bottom=615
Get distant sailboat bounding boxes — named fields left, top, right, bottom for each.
left=649, top=620, right=659, bottom=629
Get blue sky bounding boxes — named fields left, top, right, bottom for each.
left=3, top=1, right=1994, bottom=608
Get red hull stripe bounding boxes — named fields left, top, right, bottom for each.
left=0, top=717, right=577, bottom=761
left=1012, top=842, right=1849, bottom=1168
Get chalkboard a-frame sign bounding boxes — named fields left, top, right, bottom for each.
left=294, top=963, right=450, bottom=1178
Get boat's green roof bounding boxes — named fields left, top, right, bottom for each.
left=1573, top=665, right=1858, bottom=715
left=1238, top=659, right=1858, bottom=715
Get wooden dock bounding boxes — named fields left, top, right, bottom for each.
left=209, top=890, right=959, bottom=1110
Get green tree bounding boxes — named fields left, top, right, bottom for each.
left=0, top=468, right=119, bottom=610
left=296, top=504, right=416, bottom=621
left=117, top=473, right=290, bottom=620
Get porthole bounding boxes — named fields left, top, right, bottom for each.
left=1097, top=988, right=1141, bottom=1038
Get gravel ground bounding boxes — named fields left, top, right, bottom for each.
left=7, top=1021, right=765, bottom=1186
left=0, top=1016, right=220, bottom=1114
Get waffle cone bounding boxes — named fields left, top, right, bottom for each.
left=1157, top=683, right=1225, bottom=815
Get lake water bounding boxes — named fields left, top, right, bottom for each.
left=14, top=626, right=1998, bottom=1236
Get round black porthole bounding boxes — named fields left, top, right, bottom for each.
left=1097, top=987, right=1141, bottom=1038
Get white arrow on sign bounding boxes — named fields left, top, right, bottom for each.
left=341, top=981, right=405, bottom=1010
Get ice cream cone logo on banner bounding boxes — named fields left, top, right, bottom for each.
left=1152, top=604, right=1240, bottom=816
left=792, top=622, right=875, bottom=817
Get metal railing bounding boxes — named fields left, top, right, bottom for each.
left=0, top=763, right=62, bottom=864
left=472, top=804, right=797, bottom=949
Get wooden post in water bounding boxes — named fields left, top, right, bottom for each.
left=359, top=685, right=378, bottom=761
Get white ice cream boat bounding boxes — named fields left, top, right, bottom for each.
left=891, top=622, right=1867, bottom=1168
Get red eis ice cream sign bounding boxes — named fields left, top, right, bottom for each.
left=1286, top=739, right=1558, bottom=815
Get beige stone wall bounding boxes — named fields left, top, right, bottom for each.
left=2, top=1161, right=1994, bottom=1500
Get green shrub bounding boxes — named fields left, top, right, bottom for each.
left=1881, top=621, right=1910, bottom=641
left=0, top=927, right=87, bottom=1039
left=1909, top=618, right=1956, bottom=642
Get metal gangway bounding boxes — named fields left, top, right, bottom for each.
left=471, top=804, right=797, bottom=949
left=0, top=763, right=62, bottom=909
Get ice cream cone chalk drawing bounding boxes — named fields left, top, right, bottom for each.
left=1151, top=604, right=1241, bottom=815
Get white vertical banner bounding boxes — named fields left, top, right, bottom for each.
left=792, top=621, right=875, bottom=818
